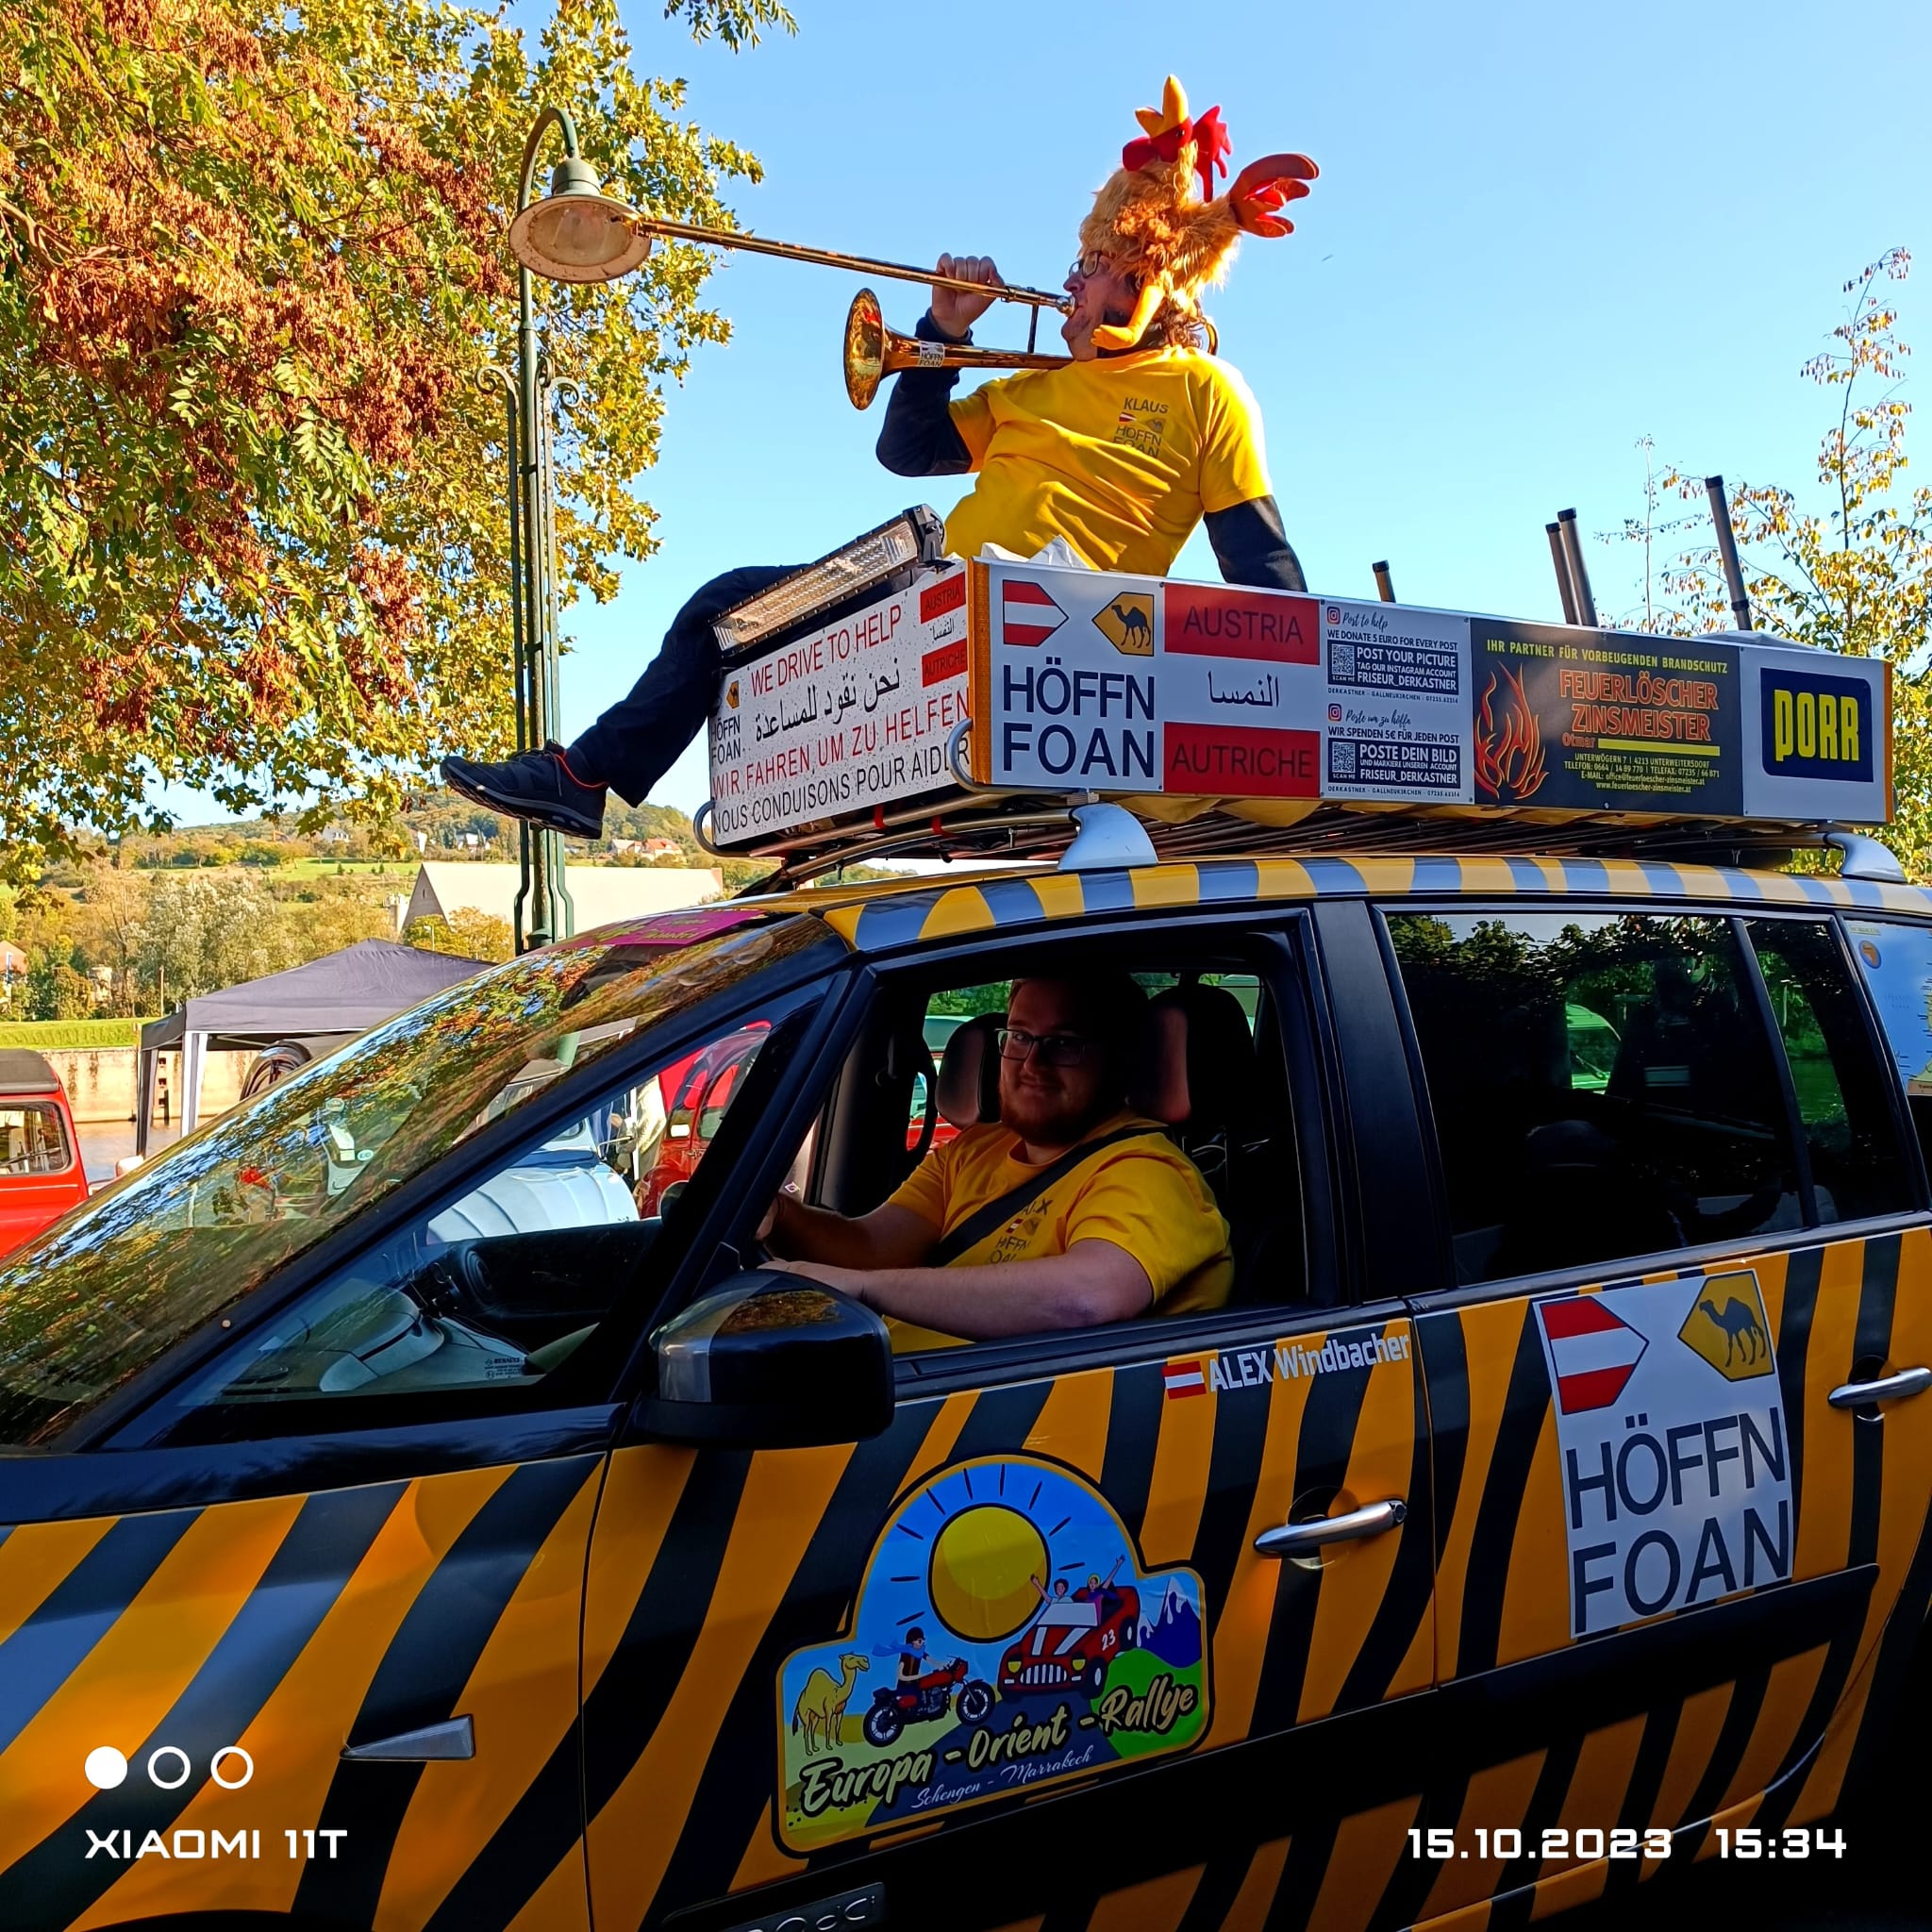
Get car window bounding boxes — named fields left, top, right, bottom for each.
left=0, top=1102, right=73, bottom=1176
left=1844, top=917, right=1932, bottom=1174
left=1389, top=910, right=1804, bottom=1285
left=1745, top=919, right=1914, bottom=1224
left=0, top=909, right=825, bottom=1445
left=160, top=1004, right=801, bottom=1430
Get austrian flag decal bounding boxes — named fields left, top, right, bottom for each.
left=1000, top=578, right=1067, bottom=648
left=1163, top=1358, right=1208, bottom=1399
left=1536, top=1294, right=1648, bottom=1414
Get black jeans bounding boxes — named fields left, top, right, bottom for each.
left=568, top=563, right=800, bottom=806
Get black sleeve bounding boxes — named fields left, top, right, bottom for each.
left=875, top=312, right=974, bottom=476
left=1204, top=494, right=1307, bottom=592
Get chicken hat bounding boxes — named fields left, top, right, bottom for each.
left=1078, top=76, right=1317, bottom=352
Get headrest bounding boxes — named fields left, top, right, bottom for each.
left=1137, top=985, right=1255, bottom=1128
left=937, top=1014, right=1002, bottom=1127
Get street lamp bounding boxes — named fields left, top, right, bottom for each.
left=482, top=105, right=639, bottom=952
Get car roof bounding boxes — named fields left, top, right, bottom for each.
left=741, top=855, right=1932, bottom=956
left=0, top=1049, right=63, bottom=1095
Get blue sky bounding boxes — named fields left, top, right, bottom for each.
left=162, top=0, right=1930, bottom=824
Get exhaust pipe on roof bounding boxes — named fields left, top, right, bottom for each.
left=1705, top=475, right=1754, bottom=632
left=1546, top=522, right=1580, bottom=625
left=1556, top=509, right=1598, bottom=626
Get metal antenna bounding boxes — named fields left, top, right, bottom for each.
left=1705, top=475, right=1754, bottom=631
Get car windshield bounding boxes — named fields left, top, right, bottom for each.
left=0, top=908, right=820, bottom=1446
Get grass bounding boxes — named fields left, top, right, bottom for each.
left=0, top=1019, right=148, bottom=1050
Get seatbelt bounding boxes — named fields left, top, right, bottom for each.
left=927, top=1125, right=1167, bottom=1267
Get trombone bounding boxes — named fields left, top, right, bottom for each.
left=505, top=189, right=1074, bottom=397
left=842, top=289, right=1070, bottom=410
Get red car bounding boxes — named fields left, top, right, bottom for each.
left=0, top=1049, right=91, bottom=1258
left=998, top=1582, right=1142, bottom=1696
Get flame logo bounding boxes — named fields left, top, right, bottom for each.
left=1474, top=662, right=1546, bottom=802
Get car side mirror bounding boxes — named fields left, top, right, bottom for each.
left=637, top=1271, right=895, bottom=1448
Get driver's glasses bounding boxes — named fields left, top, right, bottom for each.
left=997, top=1027, right=1096, bottom=1068
left=1066, top=253, right=1111, bottom=283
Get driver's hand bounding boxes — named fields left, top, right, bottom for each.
left=931, top=254, right=1000, bottom=341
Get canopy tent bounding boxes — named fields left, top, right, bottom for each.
left=137, top=940, right=482, bottom=1153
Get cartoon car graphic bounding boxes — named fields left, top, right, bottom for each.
left=999, top=1583, right=1141, bottom=1695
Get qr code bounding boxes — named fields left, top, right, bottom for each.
left=1330, top=641, right=1357, bottom=682
left=1329, top=740, right=1357, bottom=780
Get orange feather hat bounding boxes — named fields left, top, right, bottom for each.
left=1077, top=76, right=1319, bottom=352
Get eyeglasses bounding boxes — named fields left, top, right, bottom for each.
left=1066, top=253, right=1114, bottom=282
left=996, top=1027, right=1097, bottom=1068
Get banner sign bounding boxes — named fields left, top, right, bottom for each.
left=707, top=568, right=971, bottom=844
left=706, top=556, right=1890, bottom=844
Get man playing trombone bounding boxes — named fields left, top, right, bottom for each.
left=443, top=76, right=1316, bottom=841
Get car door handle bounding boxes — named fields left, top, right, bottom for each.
left=1255, top=1498, right=1407, bottom=1558
left=340, top=1716, right=475, bottom=1762
left=1827, top=1366, right=1932, bottom=1410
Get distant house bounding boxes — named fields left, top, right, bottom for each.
left=642, top=836, right=680, bottom=857
left=405, top=862, right=724, bottom=935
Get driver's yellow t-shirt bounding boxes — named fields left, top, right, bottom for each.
left=942, top=347, right=1271, bottom=575
left=884, top=1111, right=1233, bottom=1352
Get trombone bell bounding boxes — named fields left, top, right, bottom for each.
left=844, top=288, right=888, bottom=410
left=841, top=288, right=1073, bottom=411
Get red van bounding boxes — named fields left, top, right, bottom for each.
left=0, top=1049, right=91, bottom=1258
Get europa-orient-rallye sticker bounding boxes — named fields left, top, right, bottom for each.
left=775, top=1457, right=1208, bottom=1852
left=1535, top=1270, right=1791, bottom=1638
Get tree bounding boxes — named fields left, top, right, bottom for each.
left=406, top=907, right=514, bottom=961
left=1608, top=252, right=1931, bottom=870
left=135, top=870, right=296, bottom=1003
left=0, top=0, right=791, bottom=880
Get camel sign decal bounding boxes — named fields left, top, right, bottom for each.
left=1535, top=1268, right=1793, bottom=1638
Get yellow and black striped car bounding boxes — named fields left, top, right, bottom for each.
left=5, top=847, right=1932, bottom=1932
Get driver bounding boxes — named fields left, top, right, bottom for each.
left=765, top=975, right=1231, bottom=1351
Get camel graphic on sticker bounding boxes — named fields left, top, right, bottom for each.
left=774, top=1455, right=1208, bottom=1853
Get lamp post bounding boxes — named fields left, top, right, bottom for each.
left=483, top=106, right=641, bottom=952
left=487, top=115, right=650, bottom=947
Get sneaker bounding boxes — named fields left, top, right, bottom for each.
left=441, top=741, right=608, bottom=839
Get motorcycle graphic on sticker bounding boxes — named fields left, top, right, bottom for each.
left=775, top=1455, right=1209, bottom=1852
left=1534, top=1268, right=1792, bottom=1639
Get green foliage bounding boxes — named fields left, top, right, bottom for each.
left=405, top=907, right=514, bottom=961
left=1608, top=253, right=1930, bottom=872
left=0, top=0, right=791, bottom=878
left=0, top=1018, right=145, bottom=1049
left=24, top=952, right=93, bottom=1020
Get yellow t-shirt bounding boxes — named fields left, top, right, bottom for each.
left=883, top=1112, right=1233, bottom=1352
left=943, top=347, right=1271, bottom=575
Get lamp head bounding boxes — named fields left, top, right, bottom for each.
left=507, top=157, right=651, bottom=283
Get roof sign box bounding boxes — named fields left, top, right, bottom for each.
left=704, top=558, right=1892, bottom=849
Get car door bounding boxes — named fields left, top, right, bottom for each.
left=577, top=909, right=1440, bottom=1932
left=0, top=908, right=840, bottom=1932
left=1358, top=891, right=1932, bottom=1920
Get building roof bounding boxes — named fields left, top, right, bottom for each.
left=406, top=862, right=725, bottom=933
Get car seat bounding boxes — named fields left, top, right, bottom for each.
left=936, top=1013, right=1003, bottom=1128
left=1138, top=986, right=1304, bottom=1304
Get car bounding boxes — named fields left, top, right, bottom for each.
left=999, top=1579, right=1142, bottom=1695
left=5, top=843, right=1929, bottom=1932
left=0, top=562, right=1926, bottom=1932
left=0, top=1048, right=91, bottom=1257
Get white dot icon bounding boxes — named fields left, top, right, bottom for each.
left=84, top=1747, right=128, bottom=1790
